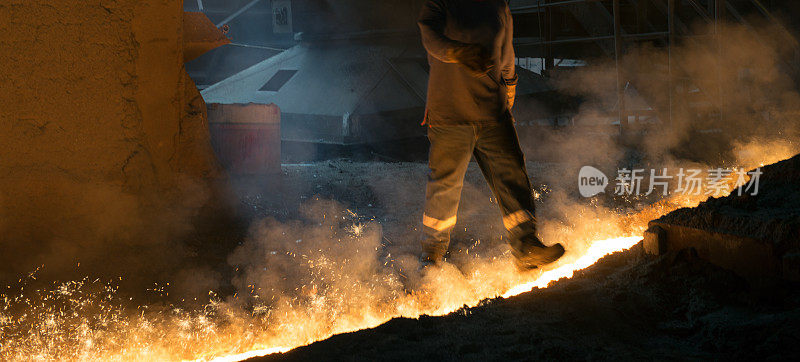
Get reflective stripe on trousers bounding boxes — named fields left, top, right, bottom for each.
left=423, top=214, right=457, bottom=231
left=503, top=210, right=535, bottom=231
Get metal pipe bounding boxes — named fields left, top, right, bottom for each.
left=749, top=0, right=775, bottom=20
left=624, top=31, right=671, bottom=40
left=685, top=0, right=712, bottom=23
left=536, top=0, right=546, bottom=72
left=515, top=32, right=669, bottom=46
left=385, top=59, right=426, bottom=103
left=545, top=2, right=554, bottom=74
left=668, top=0, right=675, bottom=127
left=715, top=0, right=724, bottom=125
left=511, top=0, right=603, bottom=12
left=613, top=0, right=626, bottom=132
left=228, top=43, right=287, bottom=51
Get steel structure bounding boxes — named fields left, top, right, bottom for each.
left=188, top=0, right=798, bottom=145
left=509, top=0, right=799, bottom=133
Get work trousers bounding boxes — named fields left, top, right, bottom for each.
left=421, top=120, right=539, bottom=259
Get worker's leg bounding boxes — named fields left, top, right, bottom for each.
left=421, top=125, right=476, bottom=264
left=471, top=120, right=541, bottom=258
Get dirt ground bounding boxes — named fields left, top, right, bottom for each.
left=233, top=159, right=574, bottom=265
left=229, top=159, right=800, bottom=361
left=657, top=154, right=800, bottom=252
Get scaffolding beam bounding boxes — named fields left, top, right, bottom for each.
left=613, top=0, right=626, bottom=132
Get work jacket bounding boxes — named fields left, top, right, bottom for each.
left=418, top=0, right=517, bottom=125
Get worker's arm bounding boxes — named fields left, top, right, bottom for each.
left=418, top=0, right=493, bottom=73
left=418, top=0, right=461, bottom=63
left=501, top=4, right=518, bottom=108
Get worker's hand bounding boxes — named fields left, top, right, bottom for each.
left=452, top=44, right=493, bottom=77
left=504, top=75, right=518, bottom=109
left=506, top=83, right=516, bottom=109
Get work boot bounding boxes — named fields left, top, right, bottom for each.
left=513, top=235, right=565, bottom=271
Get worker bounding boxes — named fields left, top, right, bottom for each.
left=418, top=0, right=565, bottom=270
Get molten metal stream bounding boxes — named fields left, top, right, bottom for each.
left=201, top=236, right=643, bottom=362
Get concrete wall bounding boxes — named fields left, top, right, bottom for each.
left=0, top=0, right=229, bottom=284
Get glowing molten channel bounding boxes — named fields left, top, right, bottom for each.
left=502, top=236, right=643, bottom=298
left=205, top=347, right=290, bottom=362
left=198, top=236, right=643, bottom=362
